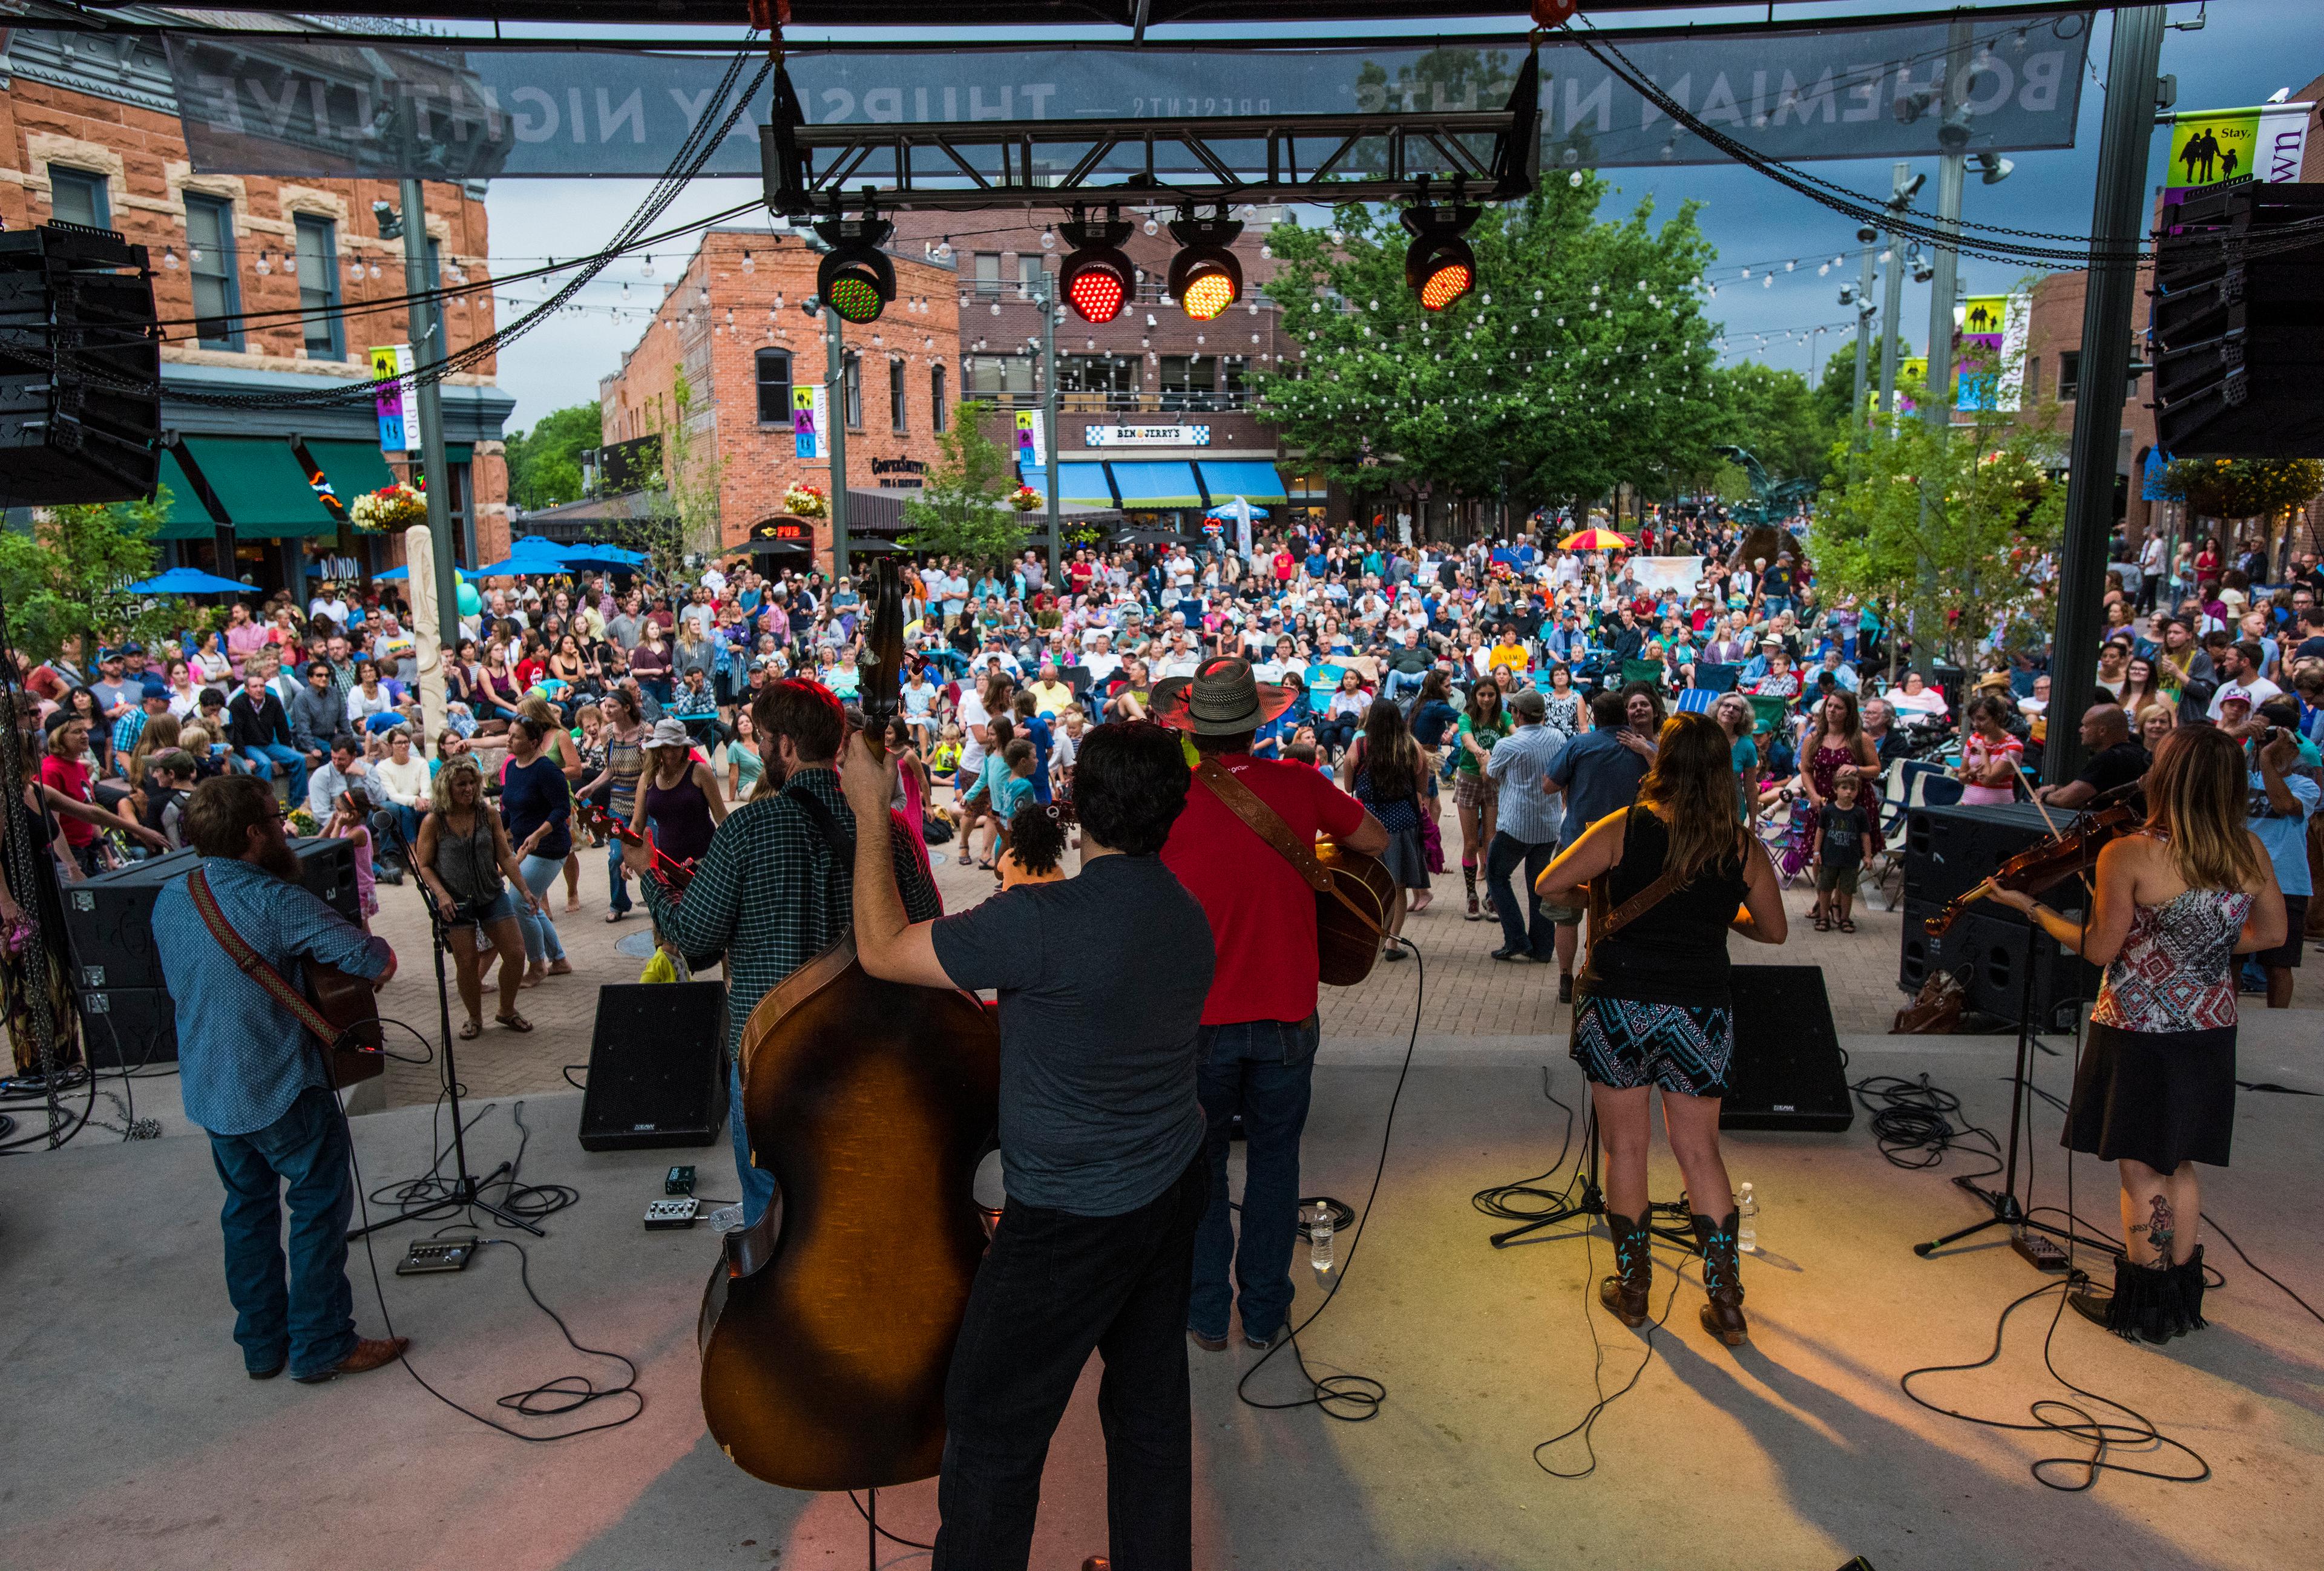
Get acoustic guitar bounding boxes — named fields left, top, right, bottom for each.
left=1193, top=759, right=1398, bottom=986
left=305, top=962, right=384, bottom=1089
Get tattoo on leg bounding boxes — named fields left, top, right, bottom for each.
left=2147, top=1195, right=2176, bottom=1264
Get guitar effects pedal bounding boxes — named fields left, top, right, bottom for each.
left=665, top=1165, right=697, bottom=1195
left=645, top=1198, right=701, bottom=1230
left=396, top=1236, right=478, bottom=1275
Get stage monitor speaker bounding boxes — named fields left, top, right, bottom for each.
left=1721, top=965, right=1853, bottom=1133
left=1900, top=897, right=2098, bottom=1033
left=1903, top=801, right=2080, bottom=916
left=2149, top=182, right=2324, bottom=458
left=63, top=839, right=358, bottom=992
left=77, top=986, right=179, bottom=1069
left=578, top=982, right=730, bottom=1152
left=0, top=223, right=161, bottom=503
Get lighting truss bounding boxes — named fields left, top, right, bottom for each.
left=762, top=54, right=1537, bottom=215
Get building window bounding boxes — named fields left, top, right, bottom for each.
left=844, top=352, right=862, bottom=429
left=1017, top=254, right=1043, bottom=294
left=1061, top=353, right=1140, bottom=409
left=294, top=215, right=341, bottom=358
left=755, top=349, right=793, bottom=425
left=973, top=252, right=1003, bottom=295
left=1161, top=355, right=1226, bottom=411
left=889, top=357, right=908, bottom=433
left=48, top=166, right=110, bottom=228
left=2026, top=355, right=2041, bottom=404
left=2058, top=350, right=2079, bottom=402
left=967, top=353, right=1034, bottom=399
left=184, top=193, right=240, bottom=350
left=931, top=364, right=948, bottom=433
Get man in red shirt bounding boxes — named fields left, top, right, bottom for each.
left=1157, top=657, right=1387, bottom=1351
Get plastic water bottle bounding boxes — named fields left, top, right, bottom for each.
left=1736, top=1184, right=1759, bottom=1254
left=1307, top=1204, right=1336, bottom=1279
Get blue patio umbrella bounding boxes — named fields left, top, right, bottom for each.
left=372, top=563, right=483, bottom=582
left=124, top=566, right=256, bottom=596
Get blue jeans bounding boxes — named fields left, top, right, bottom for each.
left=1382, top=668, right=1425, bottom=703
left=1189, top=1014, right=1319, bottom=1344
left=207, top=1084, right=357, bottom=1379
left=370, top=803, right=422, bottom=865
left=240, top=741, right=309, bottom=803
left=606, top=835, right=632, bottom=914
left=729, top=1058, right=777, bottom=1225
left=1487, top=831, right=1560, bottom=960
left=516, top=853, right=567, bottom=966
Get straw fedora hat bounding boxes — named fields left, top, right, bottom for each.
left=1148, top=655, right=1300, bottom=736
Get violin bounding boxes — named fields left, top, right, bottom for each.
left=697, top=555, right=1002, bottom=1491
left=1922, top=802, right=2141, bottom=937
left=577, top=801, right=694, bottom=893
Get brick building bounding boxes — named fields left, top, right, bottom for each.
left=0, top=20, right=513, bottom=595
left=885, top=207, right=1345, bottom=534
left=596, top=227, right=961, bottom=561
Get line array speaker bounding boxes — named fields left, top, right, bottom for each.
left=0, top=223, right=161, bottom=504
left=2148, top=182, right=2324, bottom=458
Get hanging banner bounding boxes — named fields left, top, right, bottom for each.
left=1015, top=408, right=1046, bottom=468
left=145, top=11, right=2092, bottom=180
left=791, top=384, right=819, bottom=460
left=369, top=344, right=415, bottom=453
left=1954, top=292, right=2029, bottom=412
left=2162, top=102, right=2314, bottom=207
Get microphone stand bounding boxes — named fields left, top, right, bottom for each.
left=1488, top=1103, right=1695, bottom=1251
left=347, top=894, right=542, bottom=1241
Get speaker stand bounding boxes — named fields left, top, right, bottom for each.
left=347, top=901, right=543, bottom=1241
left=1489, top=1106, right=1694, bottom=1251
left=1912, top=922, right=2070, bottom=1271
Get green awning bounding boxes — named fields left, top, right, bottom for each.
left=305, top=439, right=399, bottom=507
left=179, top=435, right=340, bottom=539
left=446, top=443, right=474, bottom=466
left=1108, top=461, right=1204, bottom=508
left=150, top=447, right=222, bottom=541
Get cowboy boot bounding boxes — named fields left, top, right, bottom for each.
left=2171, top=1245, right=2209, bottom=1336
left=2069, top=1253, right=2181, bottom=1343
left=1462, top=861, right=1482, bottom=920
left=1692, top=1210, right=1748, bottom=1347
left=1598, top=1212, right=1653, bottom=1327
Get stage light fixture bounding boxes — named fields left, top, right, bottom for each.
left=813, top=208, right=896, bottom=324
left=1401, top=199, right=1480, bottom=312
left=1166, top=209, right=1244, bottom=322
left=1058, top=208, right=1136, bottom=326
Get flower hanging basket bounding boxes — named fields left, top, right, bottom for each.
left=349, top=480, right=428, bottom=533
left=784, top=482, right=827, bottom=519
left=1008, top=484, right=1043, bottom=513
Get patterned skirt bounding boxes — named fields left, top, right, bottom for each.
left=1572, top=992, right=1733, bottom=1098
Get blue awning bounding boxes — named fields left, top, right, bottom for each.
left=1108, top=461, right=1205, bottom=508
left=1017, top=461, right=1119, bottom=510
left=1194, top=461, right=1288, bottom=505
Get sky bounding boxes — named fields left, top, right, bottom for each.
left=476, top=1, right=2314, bottom=432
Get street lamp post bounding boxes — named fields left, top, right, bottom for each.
left=1876, top=163, right=1921, bottom=417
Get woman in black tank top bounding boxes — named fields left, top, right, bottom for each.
left=1538, top=712, right=1788, bottom=1348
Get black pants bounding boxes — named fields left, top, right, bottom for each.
left=934, top=1156, right=1207, bottom=1571
left=1486, top=831, right=1560, bottom=960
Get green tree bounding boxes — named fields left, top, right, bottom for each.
left=504, top=403, right=600, bottom=510
left=1254, top=174, right=1722, bottom=519
left=0, top=490, right=189, bottom=664
left=1810, top=332, right=1916, bottom=445
left=1811, top=369, right=2070, bottom=671
left=902, top=401, right=1030, bottom=568
left=1707, top=362, right=1831, bottom=490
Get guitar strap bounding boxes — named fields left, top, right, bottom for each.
left=1193, top=757, right=1379, bottom=928
left=187, top=868, right=340, bottom=1047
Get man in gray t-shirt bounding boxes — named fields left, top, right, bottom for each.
left=842, top=718, right=1213, bottom=1570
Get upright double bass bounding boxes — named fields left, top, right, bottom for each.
left=698, top=556, right=1002, bottom=1490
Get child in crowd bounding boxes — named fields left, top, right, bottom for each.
left=999, top=798, right=1069, bottom=889
left=958, top=717, right=1016, bottom=870
left=323, top=788, right=379, bottom=927
left=929, top=723, right=963, bottom=778
left=1813, top=772, right=1878, bottom=934
left=148, top=750, right=199, bottom=849
left=985, top=740, right=1039, bottom=874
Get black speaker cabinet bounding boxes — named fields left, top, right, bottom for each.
left=64, top=838, right=358, bottom=992
left=0, top=223, right=160, bottom=503
left=1721, top=965, right=1853, bottom=1132
left=1900, top=897, right=2099, bottom=1033
left=2151, top=183, right=2324, bottom=457
left=76, top=986, right=178, bottom=1069
left=578, top=982, right=730, bottom=1151
left=1903, top=801, right=2086, bottom=916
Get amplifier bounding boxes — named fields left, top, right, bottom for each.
left=1721, top=965, right=1853, bottom=1132
left=1899, top=897, right=2099, bottom=1032
left=1902, top=801, right=2087, bottom=916
left=64, top=838, right=359, bottom=992
left=578, top=983, right=730, bottom=1151
left=0, top=224, right=160, bottom=504
left=76, top=986, right=177, bottom=1069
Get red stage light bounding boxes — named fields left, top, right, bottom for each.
left=1418, top=260, right=1475, bottom=312
left=1067, top=266, right=1128, bottom=324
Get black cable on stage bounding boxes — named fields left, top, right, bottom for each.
left=1850, top=1071, right=2003, bottom=1177
left=847, top=1489, right=935, bottom=1553
left=1469, top=1065, right=1579, bottom=1225
left=1233, top=933, right=1426, bottom=1423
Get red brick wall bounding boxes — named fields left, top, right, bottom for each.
left=598, top=229, right=961, bottom=557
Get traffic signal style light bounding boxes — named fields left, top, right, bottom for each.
left=814, top=210, right=896, bottom=324
left=1059, top=210, right=1136, bottom=326
left=1402, top=202, right=1479, bottom=312
left=1167, top=211, right=1244, bottom=321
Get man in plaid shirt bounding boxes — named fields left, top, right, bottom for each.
left=626, top=678, right=939, bottom=1227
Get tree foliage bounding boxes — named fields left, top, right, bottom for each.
left=1811, top=372, right=2070, bottom=670
left=1253, top=175, right=1721, bottom=514
left=504, top=403, right=602, bottom=510
left=2156, top=457, right=2324, bottom=522
left=0, top=491, right=189, bottom=664
left=902, top=401, right=1029, bottom=568
left=1707, top=363, right=1831, bottom=490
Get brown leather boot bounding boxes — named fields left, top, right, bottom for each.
left=293, top=1336, right=409, bottom=1384
left=1598, top=1212, right=1652, bottom=1327
left=1691, top=1211, right=1748, bottom=1347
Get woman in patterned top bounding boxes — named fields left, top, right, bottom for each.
left=1989, top=724, right=2283, bottom=1345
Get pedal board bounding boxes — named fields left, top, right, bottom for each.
left=645, top=1197, right=701, bottom=1230
left=396, top=1236, right=478, bottom=1275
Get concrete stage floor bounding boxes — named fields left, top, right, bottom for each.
left=5, top=1025, right=2320, bottom=1571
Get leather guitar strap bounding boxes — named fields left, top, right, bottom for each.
left=1193, top=758, right=1378, bottom=927
left=188, top=868, right=340, bottom=1046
